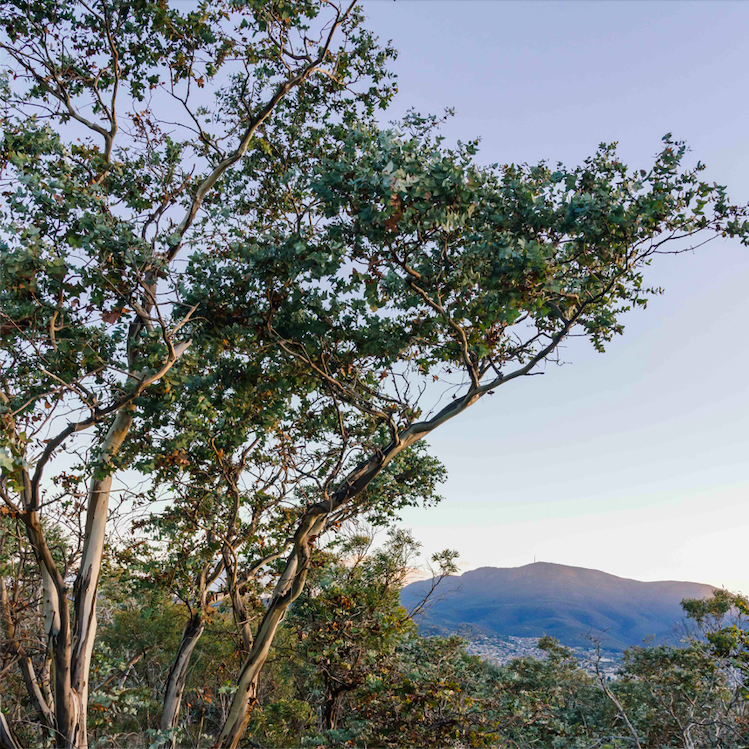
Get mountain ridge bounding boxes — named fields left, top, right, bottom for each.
left=461, top=561, right=714, bottom=586
left=400, top=562, right=716, bottom=651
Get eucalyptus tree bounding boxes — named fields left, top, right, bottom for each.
left=131, top=363, right=325, bottom=747
left=125, top=334, right=446, bottom=747
left=2, top=3, right=749, bottom=749
left=141, top=433, right=298, bottom=748
left=0, top=1, right=394, bottom=746
left=177, top=115, right=749, bottom=745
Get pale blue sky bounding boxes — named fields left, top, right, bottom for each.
left=361, top=1, right=749, bottom=592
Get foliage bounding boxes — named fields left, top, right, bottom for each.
left=682, top=589, right=749, bottom=688
left=281, top=529, right=452, bottom=737
left=4, top=518, right=749, bottom=749
left=0, top=0, right=398, bottom=744
left=2, top=0, right=749, bottom=746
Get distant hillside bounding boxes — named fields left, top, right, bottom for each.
left=401, top=562, right=716, bottom=651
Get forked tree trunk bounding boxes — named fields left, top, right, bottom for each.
left=213, top=376, right=507, bottom=747
left=22, top=409, right=134, bottom=749
left=159, top=613, right=206, bottom=748
left=213, top=513, right=327, bottom=748
left=158, top=545, right=282, bottom=746
left=213, top=438, right=412, bottom=748
left=213, top=460, right=408, bottom=747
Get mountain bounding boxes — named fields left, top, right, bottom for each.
left=400, top=562, right=716, bottom=651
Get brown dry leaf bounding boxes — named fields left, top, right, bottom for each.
left=101, top=308, right=122, bottom=324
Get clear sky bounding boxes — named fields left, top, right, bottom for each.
left=360, top=1, right=749, bottom=592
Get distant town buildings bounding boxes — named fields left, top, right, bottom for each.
left=464, top=633, right=621, bottom=680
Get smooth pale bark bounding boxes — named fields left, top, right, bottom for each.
left=0, top=707, right=21, bottom=749
left=159, top=613, right=206, bottom=749
left=214, top=514, right=326, bottom=749
left=64, top=408, right=134, bottom=749
left=18, top=408, right=135, bottom=748
left=159, top=546, right=286, bottom=746
left=22, top=503, right=72, bottom=747
left=212, top=332, right=575, bottom=747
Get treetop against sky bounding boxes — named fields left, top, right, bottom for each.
left=0, top=2, right=748, bottom=746
left=363, top=0, right=749, bottom=594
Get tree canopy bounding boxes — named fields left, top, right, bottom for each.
left=1, top=1, right=748, bottom=747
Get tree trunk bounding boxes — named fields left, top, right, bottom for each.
left=159, top=613, right=206, bottom=749
left=21, top=506, right=71, bottom=747
left=322, top=686, right=345, bottom=732
left=21, top=408, right=135, bottom=749
left=0, top=707, right=21, bottom=749
left=212, top=361, right=506, bottom=747
left=213, top=438, right=420, bottom=747
left=212, top=591, right=291, bottom=748
left=213, top=513, right=326, bottom=749
left=51, top=607, right=77, bottom=749
left=0, top=575, right=55, bottom=737
left=64, top=408, right=134, bottom=749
